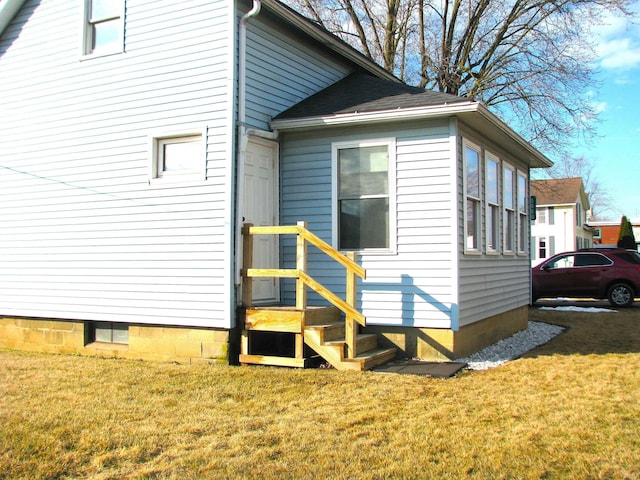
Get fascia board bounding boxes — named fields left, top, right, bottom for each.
left=270, top=101, right=480, bottom=130
left=0, top=0, right=27, bottom=36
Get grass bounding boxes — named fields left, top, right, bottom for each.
left=1, top=305, right=639, bottom=480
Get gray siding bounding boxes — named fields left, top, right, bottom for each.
left=280, top=121, right=458, bottom=329
left=456, top=124, right=531, bottom=326
left=244, top=12, right=351, bottom=130
left=0, top=0, right=236, bottom=328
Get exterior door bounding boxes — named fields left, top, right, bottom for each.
left=243, top=137, right=279, bottom=304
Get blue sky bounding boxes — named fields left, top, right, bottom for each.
left=572, top=10, right=640, bottom=220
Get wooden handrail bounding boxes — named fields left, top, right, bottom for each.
left=242, top=221, right=366, bottom=359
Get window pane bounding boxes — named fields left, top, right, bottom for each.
left=488, top=204, right=499, bottom=250
left=487, top=159, right=498, bottom=204
left=94, top=322, right=112, bottom=343
left=504, top=168, right=514, bottom=208
left=518, top=175, right=527, bottom=212
left=92, top=20, right=120, bottom=53
left=91, top=0, right=121, bottom=19
left=339, top=198, right=388, bottom=249
left=339, top=146, right=388, bottom=197
left=162, top=139, right=201, bottom=173
left=466, top=199, right=479, bottom=250
left=505, top=211, right=514, bottom=251
left=465, top=147, right=479, bottom=197
left=111, top=324, right=129, bottom=344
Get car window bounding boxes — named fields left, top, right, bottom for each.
left=574, top=253, right=613, bottom=267
left=546, top=255, right=574, bottom=269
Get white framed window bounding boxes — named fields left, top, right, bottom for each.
left=464, top=141, right=481, bottom=252
left=537, top=208, right=546, bottom=224
left=150, top=131, right=205, bottom=183
left=83, top=0, right=125, bottom=57
left=517, top=171, right=528, bottom=254
left=332, top=139, right=396, bottom=252
left=485, top=153, right=500, bottom=253
left=538, top=237, right=547, bottom=260
left=503, top=163, right=515, bottom=253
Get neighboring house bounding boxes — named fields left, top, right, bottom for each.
left=0, top=0, right=551, bottom=368
left=590, top=219, right=640, bottom=250
left=530, top=178, right=593, bottom=266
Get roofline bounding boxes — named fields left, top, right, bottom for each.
left=261, top=0, right=398, bottom=83
left=0, top=0, right=26, bottom=35
left=271, top=101, right=553, bottom=168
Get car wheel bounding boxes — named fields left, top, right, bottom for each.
left=607, top=283, right=634, bottom=307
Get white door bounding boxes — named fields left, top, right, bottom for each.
left=243, top=137, right=279, bottom=304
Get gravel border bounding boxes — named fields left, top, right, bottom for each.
left=455, top=321, right=565, bottom=370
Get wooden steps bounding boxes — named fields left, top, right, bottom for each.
left=240, top=306, right=396, bottom=371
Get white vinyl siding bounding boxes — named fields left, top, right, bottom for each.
left=280, top=121, right=457, bottom=329
left=0, top=0, right=236, bottom=328
left=244, top=10, right=350, bottom=131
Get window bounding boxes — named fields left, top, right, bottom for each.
left=151, top=133, right=204, bottom=182
left=83, top=0, right=124, bottom=56
left=503, top=164, right=515, bottom=252
left=92, top=322, right=128, bottom=344
left=334, top=140, right=394, bottom=251
left=537, top=208, right=546, bottom=224
left=576, top=203, right=582, bottom=226
left=485, top=155, right=500, bottom=252
left=538, top=238, right=547, bottom=259
left=593, top=228, right=602, bottom=239
left=464, top=143, right=481, bottom=251
left=517, top=172, right=528, bottom=253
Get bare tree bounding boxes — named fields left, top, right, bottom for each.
left=282, top=0, right=631, bottom=152
left=534, top=155, right=618, bottom=220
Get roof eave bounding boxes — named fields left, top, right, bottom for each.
left=0, top=0, right=27, bottom=35
left=271, top=101, right=553, bottom=169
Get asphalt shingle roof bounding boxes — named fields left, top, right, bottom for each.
left=274, top=73, right=471, bottom=120
left=531, top=178, right=584, bottom=205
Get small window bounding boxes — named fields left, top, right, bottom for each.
left=152, top=134, right=204, bottom=182
left=334, top=140, right=395, bottom=251
left=83, top=0, right=124, bottom=56
left=464, top=142, right=481, bottom=252
left=92, top=322, right=129, bottom=344
left=593, top=228, right=602, bottom=239
left=538, top=238, right=547, bottom=259
left=537, top=208, right=546, bottom=224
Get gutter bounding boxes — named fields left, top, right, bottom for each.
left=0, top=0, right=27, bottom=36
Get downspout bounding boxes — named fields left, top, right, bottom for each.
left=235, top=0, right=262, bottom=296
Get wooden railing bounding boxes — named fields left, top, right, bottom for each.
left=241, top=221, right=366, bottom=358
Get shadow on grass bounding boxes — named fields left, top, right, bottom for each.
left=524, top=300, right=640, bottom=358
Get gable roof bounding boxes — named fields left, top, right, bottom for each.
left=271, top=72, right=553, bottom=169
left=531, top=178, right=587, bottom=207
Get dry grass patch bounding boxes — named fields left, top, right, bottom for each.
left=1, top=306, right=639, bottom=479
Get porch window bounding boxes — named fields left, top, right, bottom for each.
left=517, top=171, right=528, bottom=253
left=83, top=0, right=125, bottom=56
left=464, top=142, right=481, bottom=251
left=486, top=155, right=500, bottom=252
left=503, top=163, right=515, bottom=253
left=334, top=140, right=395, bottom=251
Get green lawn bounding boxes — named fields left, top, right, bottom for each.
left=1, top=306, right=639, bottom=479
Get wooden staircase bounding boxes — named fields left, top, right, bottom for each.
left=239, top=222, right=396, bottom=371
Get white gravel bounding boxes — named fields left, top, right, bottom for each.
left=455, top=320, right=565, bottom=370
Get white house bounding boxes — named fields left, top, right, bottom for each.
left=0, top=0, right=552, bottom=369
left=530, top=178, right=593, bottom=266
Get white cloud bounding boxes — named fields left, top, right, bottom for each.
left=594, top=13, right=640, bottom=71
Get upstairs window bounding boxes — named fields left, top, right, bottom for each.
left=334, top=140, right=395, bottom=251
left=84, top=0, right=124, bottom=56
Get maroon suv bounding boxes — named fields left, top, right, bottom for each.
left=532, top=248, right=640, bottom=307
